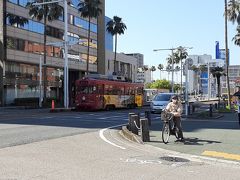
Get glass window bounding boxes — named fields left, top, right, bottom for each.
left=8, top=0, right=18, bottom=4
left=19, top=0, right=28, bottom=7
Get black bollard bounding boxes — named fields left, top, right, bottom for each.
left=188, top=105, right=191, bottom=115
left=128, top=113, right=135, bottom=131
left=130, top=115, right=139, bottom=135
left=209, top=104, right=213, bottom=117
left=140, top=118, right=150, bottom=142
left=145, top=111, right=151, bottom=126
left=192, top=105, right=195, bottom=113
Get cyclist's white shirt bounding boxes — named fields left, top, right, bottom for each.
left=166, top=102, right=183, bottom=117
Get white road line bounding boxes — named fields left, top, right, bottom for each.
left=99, top=124, right=127, bottom=150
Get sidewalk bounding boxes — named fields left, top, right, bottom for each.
left=146, top=112, right=240, bottom=162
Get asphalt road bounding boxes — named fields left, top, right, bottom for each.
left=0, top=108, right=148, bottom=149
left=0, top=108, right=240, bottom=179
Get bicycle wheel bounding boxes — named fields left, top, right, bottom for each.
left=174, top=127, right=181, bottom=140
left=162, top=122, right=170, bottom=144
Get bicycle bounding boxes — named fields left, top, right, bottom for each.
left=161, top=109, right=181, bottom=144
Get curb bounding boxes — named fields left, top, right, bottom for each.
left=121, top=126, right=143, bottom=144
left=49, top=108, right=74, bottom=113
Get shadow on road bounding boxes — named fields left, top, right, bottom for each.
left=181, top=137, right=221, bottom=146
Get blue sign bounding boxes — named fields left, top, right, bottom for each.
left=215, top=41, right=220, bottom=59
left=215, top=41, right=229, bottom=61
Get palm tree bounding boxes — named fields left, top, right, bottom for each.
left=106, top=16, right=127, bottom=74
left=142, top=65, right=149, bottom=72
left=157, top=64, right=164, bottom=80
left=226, top=0, right=240, bottom=23
left=174, top=46, right=188, bottom=94
left=233, top=25, right=240, bottom=45
left=166, top=64, right=172, bottom=81
left=211, top=67, right=226, bottom=104
left=225, top=0, right=236, bottom=108
left=26, top=1, right=63, bottom=104
left=78, top=0, right=102, bottom=76
left=150, top=66, right=156, bottom=82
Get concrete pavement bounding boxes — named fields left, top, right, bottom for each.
left=144, top=112, right=240, bottom=162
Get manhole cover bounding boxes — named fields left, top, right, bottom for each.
left=159, top=156, right=190, bottom=162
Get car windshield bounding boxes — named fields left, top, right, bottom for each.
left=153, top=94, right=172, bottom=101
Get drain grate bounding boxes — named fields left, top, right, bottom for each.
left=159, top=156, right=190, bottom=163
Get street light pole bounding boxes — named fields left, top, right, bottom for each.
left=63, top=0, right=69, bottom=109
left=171, top=49, right=174, bottom=92
left=33, top=0, right=69, bottom=108
left=39, top=55, right=42, bottom=108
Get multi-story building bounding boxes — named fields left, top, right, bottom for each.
left=221, top=65, right=240, bottom=95
left=105, top=51, right=137, bottom=82
left=187, top=54, right=225, bottom=97
left=0, top=0, right=106, bottom=106
left=125, top=53, right=143, bottom=68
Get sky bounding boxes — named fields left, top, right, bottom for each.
left=106, top=0, right=240, bottom=80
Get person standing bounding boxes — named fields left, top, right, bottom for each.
left=165, top=95, right=184, bottom=141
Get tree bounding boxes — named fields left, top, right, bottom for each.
left=106, top=16, right=127, bottom=74
left=226, top=0, right=240, bottom=23
left=166, top=64, right=172, bottom=81
left=211, top=67, right=226, bottom=104
left=150, top=66, right=156, bottom=82
left=157, top=64, right=164, bottom=80
left=78, top=0, right=102, bottom=75
left=142, top=65, right=149, bottom=72
left=26, top=1, right=63, bottom=104
left=174, top=46, right=188, bottom=94
left=150, top=79, right=171, bottom=90
left=233, top=25, right=240, bottom=45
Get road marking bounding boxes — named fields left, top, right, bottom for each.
left=99, top=124, right=127, bottom=150
left=202, top=151, right=240, bottom=161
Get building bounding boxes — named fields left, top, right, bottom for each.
left=187, top=54, right=225, bottom=97
left=0, top=0, right=106, bottom=106
left=105, top=51, right=137, bottom=82
left=221, top=65, right=240, bottom=95
left=125, top=53, right=144, bottom=68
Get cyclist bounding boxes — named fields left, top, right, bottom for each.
left=165, top=95, right=184, bottom=141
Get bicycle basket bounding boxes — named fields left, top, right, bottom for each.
left=161, top=109, right=173, bottom=122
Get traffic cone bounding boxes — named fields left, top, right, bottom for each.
left=51, top=100, right=55, bottom=110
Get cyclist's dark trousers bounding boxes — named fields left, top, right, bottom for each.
left=173, top=117, right=183, bottom=139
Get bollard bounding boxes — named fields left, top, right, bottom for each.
left=51, top=100, right=55, bottom=110
left=140, top=118, right=150, bottom=142
left=128, top=113, right=135, bottom=131
left=136, top=112, right=140, bottom=128
left=209, top=104, right=213, bottom=117
left=192, top=105, right=195, bottom=113
left=188, top=105, right=191, bottom=115
left=130, top=115, right=139, bottom=135
left=144, top=111, right=151, bottom=126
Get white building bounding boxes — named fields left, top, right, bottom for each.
left=105, top=51, right=138, bottom=82
left=187, top=55, right=225, bottom=97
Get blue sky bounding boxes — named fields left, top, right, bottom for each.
left=106, top=0, right=239, bottom=79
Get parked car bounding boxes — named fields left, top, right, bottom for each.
left=150, top=93, right=176, bottom=113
